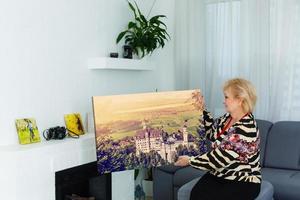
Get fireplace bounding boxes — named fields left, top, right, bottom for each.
left=0, top=133, right=135, bottom=200
left=55, top=161, right=111, bottom=200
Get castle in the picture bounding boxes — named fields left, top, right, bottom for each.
left=134, top=120, right=193, bottom=163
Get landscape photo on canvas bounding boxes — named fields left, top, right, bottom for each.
left=93, top=90, right=208, bottom=175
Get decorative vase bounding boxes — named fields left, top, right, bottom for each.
left=123, top=45, right=133, bottom=59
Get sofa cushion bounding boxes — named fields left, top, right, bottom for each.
left=174, top=166, right=205, bottom=187
left=264, top=121, right=300, bottom=170
left=256, top=180, right=274, bottom=200
left=262, top=168, right=300, bottom=200
left=177, top=177, right=200, bottom=200
left=256, top=119, right=273, bottom=167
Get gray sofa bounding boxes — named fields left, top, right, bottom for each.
left=153, top=120, right=300, bottom=200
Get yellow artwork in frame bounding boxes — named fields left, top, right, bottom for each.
left=15, top=118, right=41, bottom=145
left=64, top=113, right=85, bottom=136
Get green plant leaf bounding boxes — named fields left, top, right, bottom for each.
left=128, top=1, right=137, bottom=19
left=125, top=37, right=133, bottom=45
left=134, top=1, right=146, bottom=22
left=158, top=32, right=167, bottom=40
left=150, top=15, right=166, bottom=22
left=116, top=31, right=128, bottom=44
left=156, top=15, right=166, bottom=18
left=140, top=14, right=148, bottom=25
left=165, top=31, right=171, bottom=40
left=128, top=21, right=136, bottom=29
left=156, top=20, right=167, bottom=28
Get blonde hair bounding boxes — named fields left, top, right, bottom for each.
left=223, top=78, right=257, bottom=113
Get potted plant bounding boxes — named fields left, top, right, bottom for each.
left=116, top=0, right=170, bottom=59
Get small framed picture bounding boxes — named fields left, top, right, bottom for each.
left=64, top=113, right=85, bottom=136
left=15, top=118, right=41, bottom=144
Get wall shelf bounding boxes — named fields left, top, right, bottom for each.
left=87, top=57, right=155, bottom=71
left=0, top=132, right=95, bottom=152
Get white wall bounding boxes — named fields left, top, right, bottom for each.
left=0, top=0, right=175, bottom=199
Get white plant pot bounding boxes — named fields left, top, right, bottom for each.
left=133, top=48, right=145, bottom=60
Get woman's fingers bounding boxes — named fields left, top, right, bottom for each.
left=175, top=156, right=189, bottom=166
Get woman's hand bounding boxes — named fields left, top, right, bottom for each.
left=192, top=92, right=206, bottom=111
left=199, top=95, right=206, bottom=111
left=174, top=155, right=190, bottom=167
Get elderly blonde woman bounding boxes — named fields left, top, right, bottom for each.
left=175, top=78, right=261, bottom=200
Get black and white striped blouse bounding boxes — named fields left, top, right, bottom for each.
left=189, top=110, right=261, bottom=183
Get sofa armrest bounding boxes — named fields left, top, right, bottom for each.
left=156, top=165, right=187, bottom=174
left=153, top=165, right=187, bottom=200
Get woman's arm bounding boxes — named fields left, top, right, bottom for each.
left=190, top=122, right=259, bottom=171
left=189, top=144, right=239, bottom=171
left=202, top=110, right=218, bottom=142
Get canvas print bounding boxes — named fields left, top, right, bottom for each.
left=93, top=90, right=208, bottom=175
left=64, top=113, right=85, bottom=136
left=15, top=118, right=41, bottom=144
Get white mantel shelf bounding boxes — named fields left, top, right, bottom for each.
left=0, top=132, right=95, bottom=152
left=87, top=57, right=155, bottom=71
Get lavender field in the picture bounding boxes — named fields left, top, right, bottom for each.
left=93, top=90, right=209, bottom=175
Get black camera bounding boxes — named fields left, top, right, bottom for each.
left=43, top=126, right=67, bottom=140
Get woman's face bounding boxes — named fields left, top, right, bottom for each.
left=223, top=89, right=242, bottom=113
